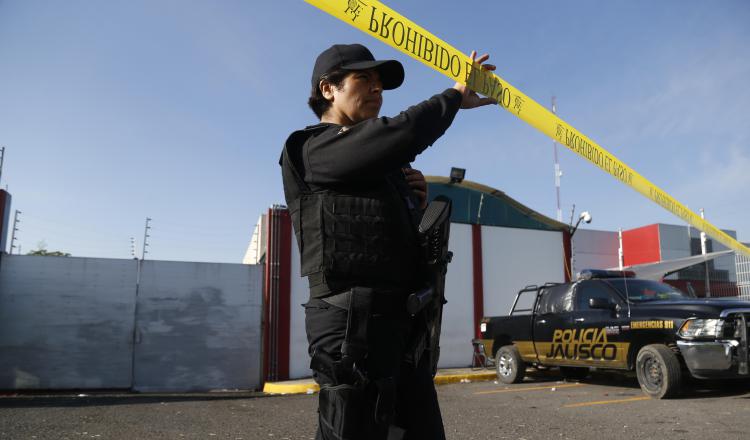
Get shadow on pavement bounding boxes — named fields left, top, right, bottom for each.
left=0, top=391, right=270, bottom=409
left=520, top=368, right=750, bottom=399
left=679, top=378, right=750, bottom=399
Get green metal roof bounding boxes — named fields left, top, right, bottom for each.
left=426, top=176, right=568, bottom=232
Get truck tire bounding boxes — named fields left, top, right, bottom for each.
left=495, top=345, right=526, bottom=384
left=635, top=344, right=682, bottom=399
left=559, top=366, right=589, bottom=381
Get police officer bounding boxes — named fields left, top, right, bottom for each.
left=280, top=43, right=495, bottom=440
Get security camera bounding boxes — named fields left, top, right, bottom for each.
left=580, top=211, right=592, bottom=223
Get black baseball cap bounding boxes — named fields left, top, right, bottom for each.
left=311, top=43, right=404, bottom=91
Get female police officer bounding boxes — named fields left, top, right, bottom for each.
left=280, top=43, right=495, bottom=440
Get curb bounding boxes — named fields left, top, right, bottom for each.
left=263, top=369, right=497, bottom=395
left=263, top=381, right=320, bottom=395
left=433, top=370, right=496, bottom=385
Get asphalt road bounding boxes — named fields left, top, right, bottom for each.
left=2, top=370, right=749, bottom=440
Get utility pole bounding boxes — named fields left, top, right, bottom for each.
left=141, top=218, right=152, bottom=260
left=618, top=228, right=624, bottom=270
left=10, top=210, right=21, bottom=254
left=132, top=221, right=149, bottom=388
left=551, top=97, right=562, bottom=222
left=568, top=204, right=576, bottom=276
left=700, top=208, right=710, bottom=297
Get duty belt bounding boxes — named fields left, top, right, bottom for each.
left=322, top=287, right=410, bottom=317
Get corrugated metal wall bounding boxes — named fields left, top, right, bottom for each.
left=0, top=255, right=138, bottom=389
left=0, top=255, right=263, bottom=391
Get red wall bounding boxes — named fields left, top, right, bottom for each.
left=263, top=208, right=292, bottom=381
left=622, top=224, right=661, bottom=266
left=0, top=190, right=11, bottom=253
left=471, top=224, right=484, bottom=339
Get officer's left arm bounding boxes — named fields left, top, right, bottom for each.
left=403, top=168, right=427, bottom=210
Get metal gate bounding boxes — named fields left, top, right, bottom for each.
left=132, top=260, right=263, bottom=392
left=0, top=254, right=263, bottom=391
left=0, top=255, right=137, bottom=389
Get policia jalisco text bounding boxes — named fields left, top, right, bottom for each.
left=280, top=43, right=496, bottom=439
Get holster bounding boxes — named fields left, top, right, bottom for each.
left=310, top=287, right=406, bottom=440
left=403, top=312, right=429, bottom=369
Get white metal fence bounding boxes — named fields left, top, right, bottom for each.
left=737, top=251, right=750, bottom=300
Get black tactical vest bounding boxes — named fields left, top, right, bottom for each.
left=280, top=124, right=424, bottom=298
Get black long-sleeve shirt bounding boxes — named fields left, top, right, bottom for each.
left=295, top=88, right=462, bottom=188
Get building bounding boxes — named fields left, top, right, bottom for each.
left=254, top=177, right=573, bottom=380
left=249, top=177, right=748, bottom=380
left=242, top=214, right=267, bottom=265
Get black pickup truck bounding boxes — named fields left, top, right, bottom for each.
left=478, top=269, right=750, bottom=398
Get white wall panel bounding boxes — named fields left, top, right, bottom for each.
left=0, top=255, right=264, bottom=391
left=289, top=239, right=312, bottom=379
left=438, top=223, right=475, bottom=368
left=482, top=227, right=565, bottom=318
left=572, top=229, right=619, bottom=274
left=133, top=260, right=263, bottom=392
left=0, top=255, right=137, bottom=389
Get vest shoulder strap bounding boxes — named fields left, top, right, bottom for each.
left=280, top=124, right=333, bottom=192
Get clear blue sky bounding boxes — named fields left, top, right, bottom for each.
left=1, top=0, right=748, bottom=263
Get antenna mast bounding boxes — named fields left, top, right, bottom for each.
left=552, top=97, right=562, bottom=222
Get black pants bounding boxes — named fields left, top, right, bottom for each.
left=305, top=296, right=446, bottom=440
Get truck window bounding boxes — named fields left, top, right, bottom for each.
left=536, top=284, right=573, bottom=314
left=574, top=280, right=622, bottom=310
left=511, top=290, right=537, bottom=315
left=603, top=279, right=690, bottom=302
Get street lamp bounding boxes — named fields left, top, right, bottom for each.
left=570, top=211, right=592, bottom=238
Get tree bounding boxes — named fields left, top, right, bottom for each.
left=26, top=240, right=71, bottom=257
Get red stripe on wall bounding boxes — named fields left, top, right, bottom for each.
left=262, top=207, right=292, bottom=381
left=471, top=224, right=484, bottom=339
left=276, top=209, right=292, bottom=380
left=0, top=190, right=11, bottom=254
left=262, top=208, right=272, bottom=382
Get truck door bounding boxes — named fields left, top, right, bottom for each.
left=569, top=280, right=629, bottom=369
left=533, top=284, right=574, bottom=365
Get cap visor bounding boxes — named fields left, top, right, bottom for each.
left=342, top=59, right=404, bottom=90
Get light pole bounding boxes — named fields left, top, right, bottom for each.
left=570, top=211, right=592, bottom=238
left=569, top=211, right=592, bottom=277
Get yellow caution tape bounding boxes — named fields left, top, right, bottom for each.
left=304, top=0, right=750, bottom=258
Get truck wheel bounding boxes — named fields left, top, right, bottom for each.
left=495, top=345, right=526, bottom=384
left=635, top=344, right=682, bottom=399
left=559, top=366, right=589, bottom=381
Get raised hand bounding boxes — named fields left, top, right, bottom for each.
left=453, top=50, right=497, bottom=109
